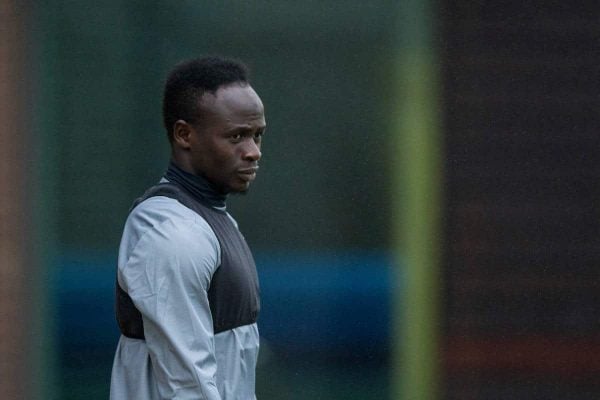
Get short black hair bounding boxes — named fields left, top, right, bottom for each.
left=162, top=56, right=249, bottom=141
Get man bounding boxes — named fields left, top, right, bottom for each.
left=110, top=56, right=265, bottom=400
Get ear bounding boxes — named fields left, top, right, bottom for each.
left=172, top=120, right=193, bottom=149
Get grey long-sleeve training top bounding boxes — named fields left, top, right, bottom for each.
left=110, top=195, right=259, bottom=400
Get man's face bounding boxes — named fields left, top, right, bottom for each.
left=188, top=83, right=266, bottom=193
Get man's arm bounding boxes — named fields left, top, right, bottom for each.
left=119, top=214, right=221, bottom=400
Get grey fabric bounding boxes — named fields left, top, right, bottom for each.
left=110, top=196, right=259, bottom=400
left=116, top=182, right=260, bottom=337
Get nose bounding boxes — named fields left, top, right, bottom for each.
left=242, top=139, right=261, bottom=162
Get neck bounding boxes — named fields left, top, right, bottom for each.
left=164, top=161, right=227, bottom=209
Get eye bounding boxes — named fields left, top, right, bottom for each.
left=230, top=133, right=242, bottom=142
left=254, top=131, right=264, bottom=140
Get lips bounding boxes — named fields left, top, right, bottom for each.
left=237, top=166, right=259, bottom=181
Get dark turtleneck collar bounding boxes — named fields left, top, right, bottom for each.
left=164, top=161, right=227, bottom=209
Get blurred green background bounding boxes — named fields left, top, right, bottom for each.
left=32, top=1, right=418, bottom=399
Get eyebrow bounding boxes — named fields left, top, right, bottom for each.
left=225, top=125, right=266, bottom=134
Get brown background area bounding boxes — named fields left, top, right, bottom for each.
left=0, top=1, right=30, bottom=398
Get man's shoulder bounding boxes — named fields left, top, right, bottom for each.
left=127, top=196, right=190, bottom=230
left=117, top=196, right=222, bottom=291
left=123, top=195, right=217, bottom=248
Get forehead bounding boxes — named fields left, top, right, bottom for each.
left=198, top=83, right=265, bottom=126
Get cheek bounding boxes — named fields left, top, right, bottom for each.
left=212, top=146, right=238, bottom=170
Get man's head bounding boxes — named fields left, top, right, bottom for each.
left=163, top=56, right=266, bottom=194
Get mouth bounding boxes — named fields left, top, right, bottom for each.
left=237, top=166, right=259, bottom=182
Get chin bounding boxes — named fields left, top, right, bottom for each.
left=228, top=183, right=251, bottom=195
left=232, top=187, right=250, bottom=196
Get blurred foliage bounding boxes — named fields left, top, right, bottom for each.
left=37, top=0, right=398, bottom=252
left=35, top=1, right=400, bottom=399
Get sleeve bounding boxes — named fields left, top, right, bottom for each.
left=118, top=215, right=222, bottom=400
